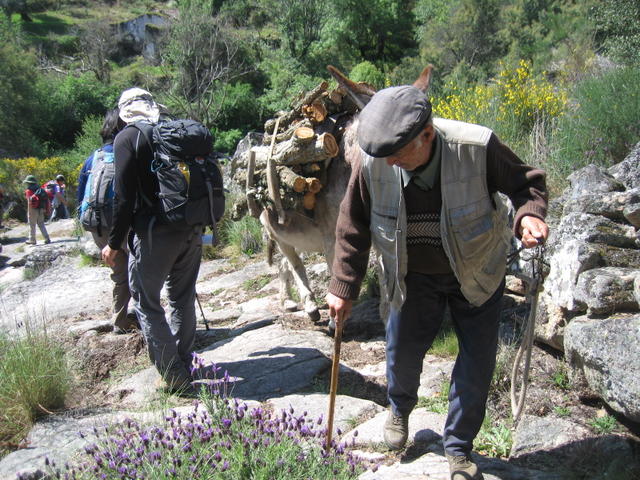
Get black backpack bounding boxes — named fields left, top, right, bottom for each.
left=131, top=119, right=225, bottom=244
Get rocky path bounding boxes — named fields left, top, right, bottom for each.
left=0, top=219, right=636, bottom=479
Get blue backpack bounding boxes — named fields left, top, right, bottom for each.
left=79, top=148, right=115, bottom=237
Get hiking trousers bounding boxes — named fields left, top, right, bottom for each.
left=386, top=272, right=503, bottom=456
left=27, top=206, right=50, bottom=243
left=128, top=224, right=202, bottom=386
left=92, top=233, right=131, bottom=330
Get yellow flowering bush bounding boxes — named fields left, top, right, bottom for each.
left=432, top=60, right=567, bottom=134
left=0, top=156, right=77, bottom=197
left=495, top=60, right=567, bottom=129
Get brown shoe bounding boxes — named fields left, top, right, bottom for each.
left=446, top=453, right=484, bottom=480
left=383, top=410, right=409, bottom=450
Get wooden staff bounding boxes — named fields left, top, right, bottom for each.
left=326, top=320, right=343, bottom=449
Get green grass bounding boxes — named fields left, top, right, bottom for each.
left=0, top=325, right=72, bottom=455
left=417, top=380, right=450, bottom=414
left=588, top=413, right=617, bottom=435
left=243, top=274, right=272, bottom=292
left=429, top=324, right=459, bottom=358
left=221, top=215, right=264, bottom=257
left=553, top=406, right=571, bottom=417
left=474, top=416, right=512, bottom=458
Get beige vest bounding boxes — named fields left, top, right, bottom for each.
left=362, top=117, right=512, bottom=309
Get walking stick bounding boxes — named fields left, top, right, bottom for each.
left=326, top=317, right=343, bottom=448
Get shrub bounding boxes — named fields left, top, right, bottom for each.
left=546, top=66, right=640, bottom=187
left=0, top=156, right=77, bottom=199
left=0, top=325, right=71, bottom=456
left=474, top=416, right=512, bottom=458
left=222, top=215, right=263, bottom=257
left=349, top=61, right=386, bottom=90
left=44, top=354, right=374, bottom=479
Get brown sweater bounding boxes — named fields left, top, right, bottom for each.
left=328, top=133, right=548, bottom=301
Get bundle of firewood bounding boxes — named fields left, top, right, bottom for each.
left=245, top=79, right=362, bottom=220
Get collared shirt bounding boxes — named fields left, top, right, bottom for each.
left=400, top=134, right=442, bottom=191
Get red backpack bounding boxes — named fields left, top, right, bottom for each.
left=27, top=187, right=51, bottom=214
left=43, top=180, right=57, bottom=201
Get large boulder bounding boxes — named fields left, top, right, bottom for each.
left=608, top=141, right=640, bottom=189
left=564, top=314, right=640, bottom=422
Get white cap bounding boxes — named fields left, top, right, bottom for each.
left=117, top=87, right=160, bottom=124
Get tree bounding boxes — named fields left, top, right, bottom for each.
left=0, top=0, right=54, bottom=21
left=591, top=0, right=640, bottom=65
left=162, top=0, right=250, bottom=127
left=78, top=20, right=118, bottom=83
left=271, top=0, right=328, bottom=60
left=328, top=0, right=418, bottom=67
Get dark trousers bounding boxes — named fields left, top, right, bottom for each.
left=386, top=272, right=503, bottom=456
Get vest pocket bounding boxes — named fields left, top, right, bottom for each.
left=449, top=200, right=495, bottom=260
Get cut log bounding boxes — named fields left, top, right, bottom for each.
left=293, top=126, right=315, bottom=143
left=305, top=177, right=322, bottom=194
left=262, top=119, right=314, bottom=145
left=277, top=165, right=307, bottom=193
left=303, top=192, right=316, bottom=210
left=252, top=132, right=339, bottom=166
left=264, top=81, right=329, bottom=134
left=300, top=163, right=322, bottom=176
left=302, top=101, right=327, bottom=124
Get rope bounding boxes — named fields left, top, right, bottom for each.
left=509, top=244, right=545, bottom=424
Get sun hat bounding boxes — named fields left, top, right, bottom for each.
left=23, top=175, right=37, bottom=184
left=117, top=87, right=160, bottom=124
left=56, top=174, right=65, bottom=182
left=357, top=85, right=432, bottom=158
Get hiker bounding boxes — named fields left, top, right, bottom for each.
left=78, top=108, right=138, bottom=334
left=23, top=175, right=51, bottom=245
left=46, top=174, right=69, bottom=221
left=101, top=88, right=204, bottom=396
left=326, top=86, right=549, bottom=480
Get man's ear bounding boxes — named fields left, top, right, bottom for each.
left=423, top=124, right=435, bottom=142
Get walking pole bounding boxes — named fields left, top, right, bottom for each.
left=326, top=317, right=343, bottom=448
left=195, top=293, right=210, bottom=331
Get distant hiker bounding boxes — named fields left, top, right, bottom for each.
left=78, top=108, right=138, bottom=334
left=45, top=174, right=69, bottom=221
left=102, top=87, right=223, bottom=396
left=23, top=175, right=51, bottom=245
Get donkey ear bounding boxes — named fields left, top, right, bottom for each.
left=413, top=65, right=434, bottom=93
left=327, top=65, right=376, bottom=110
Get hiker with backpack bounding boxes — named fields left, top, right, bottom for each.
left=78, top=108, right=139, bottom=334
left=101, top=87, right=224, bottom=396
left=45, top=174, right=69, bottom=222
left=23, top=175, right=51, bottom=245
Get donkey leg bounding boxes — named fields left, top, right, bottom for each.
left=279, top=243, right=320, bottom=321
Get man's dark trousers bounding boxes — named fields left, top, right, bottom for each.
left=386, top=271, right=503, bottom=455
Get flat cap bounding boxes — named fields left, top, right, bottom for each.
left=357, top=85, right=432, bottom=157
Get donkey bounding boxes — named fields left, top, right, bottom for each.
left=259, top=65, right=433, bottom=321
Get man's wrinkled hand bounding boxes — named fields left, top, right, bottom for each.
left=326, top=293, right=353, bottom=331
left=519, top=215, right=549, bottom=248
left=101, top=245, right=119, bottom=268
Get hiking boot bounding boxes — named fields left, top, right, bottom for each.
left=446, top=453, right=484, bottom=480
left=25, top=240, right=36, bottom=245
left=383, top=410, right=409, bottom=450
left=44, top=239, right=51, bottom=244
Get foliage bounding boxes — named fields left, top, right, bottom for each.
left=546, top=66, right=640, bottom=185
left=550, top=365, right=570, bottom=390
left=587, top=413, right=617, bottom=435
left=0, top=14, right=43, bottom=155
left=270, top=0, right=328, bottom=61
left=44, top=354, right=373, bottom=479
left=162, top=0, right=250, bottom=127
left=0, top=156, right=78, bottom=198
left=417, top=380, right=450, bottom=414
left=474, top=416, right=512, bottom=458
left=221, top=214, right=263, bottom=257
left=349, top=61, right=386, bottom=90
left=590, top=0, right=640, bottom=66
left=0, top=0, right=54, bottom=20
left=0, top=325, right=71, bottom=456
left=553, top=406, right=570, bottom=417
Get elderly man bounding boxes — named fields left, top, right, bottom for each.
left=326, top=85, right=548, bottom=480
left=102, top=88, right=202, bottom=396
